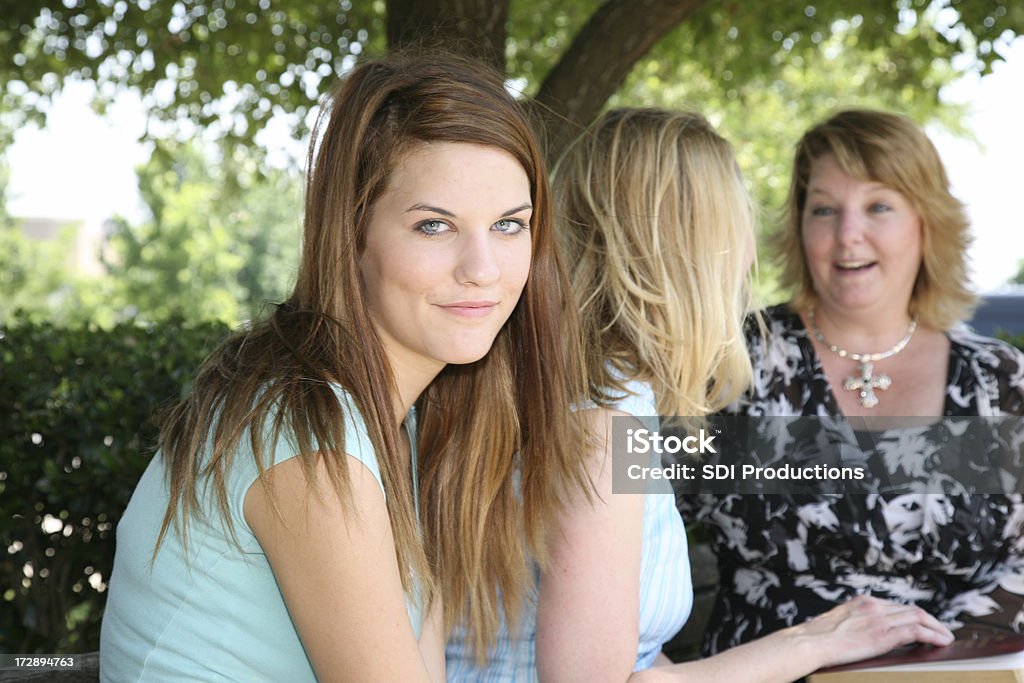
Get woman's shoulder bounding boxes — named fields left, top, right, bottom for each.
left=758, top=302, right=803, bottom=325
left=743, top=303, right=802, bottom=337
left=234, top=381, right=381, bottom=486
left=948, top=325, right=1024, bottom=414
left=948, top=324, right=1024, bottom=378
left=602, top=374, right=658, bottom=419
left=741, top=303, right=808, bottom=360
left=307, top=383, right=380, bottom=470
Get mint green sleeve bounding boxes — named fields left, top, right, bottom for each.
left=224, top=386, right=386, bottom=548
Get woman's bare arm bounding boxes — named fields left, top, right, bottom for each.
left=245, top=453, right=439, bottom=682
left=535, top=411, right=954, bottom=683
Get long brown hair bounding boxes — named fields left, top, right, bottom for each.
left=156, top=51, right=589, bottom=658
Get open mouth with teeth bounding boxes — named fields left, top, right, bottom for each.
left=835, top=260, right=877, bottom=272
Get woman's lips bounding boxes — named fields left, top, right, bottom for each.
left=437, top=301, right=499, bottom=318
left=834, top=259, right=877, bottom=273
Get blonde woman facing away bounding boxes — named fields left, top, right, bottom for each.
left=99, top=51, right=590, bottom=682
left=445, top=108, right=952, bottom=682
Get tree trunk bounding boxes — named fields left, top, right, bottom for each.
left=385, top=0, right=509, bottom=73
left=534, top=0, right=709, bottom=160
left=384, top=0, right=708, bottom=160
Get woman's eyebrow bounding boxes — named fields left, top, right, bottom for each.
left=502, top=203, right=533, bottom=216
left=406, top=203, right=456, bottom=217
left=405, top=202, right=533, bottom=216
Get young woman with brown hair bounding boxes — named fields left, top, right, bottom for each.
left=99, top=51, right=589, bottom=682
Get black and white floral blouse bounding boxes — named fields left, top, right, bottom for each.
left=679, top=304, right=1024, bottom=656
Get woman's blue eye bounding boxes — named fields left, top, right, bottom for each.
left=810, top=206, right=835, bottom=217
left=417, top=219, right=450, bottom=236
left=869, top=203, right=892, bottom=213
left=494, top=218, right=527, bottom=235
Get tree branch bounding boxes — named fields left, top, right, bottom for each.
left=534, top=0, right=710, bottom=159
left=385, top=0, right=508, bottom=72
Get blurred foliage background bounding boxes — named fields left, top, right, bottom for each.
left=2, top=0, right=1022, bottom=325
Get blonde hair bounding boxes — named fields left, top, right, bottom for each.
left=776, top=108, right=976, bottom=330
left=555, top=107, right=755, bottom=419
left=157, top=51, right=590, bottom=659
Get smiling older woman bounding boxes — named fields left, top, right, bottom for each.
left=680, top=108, right=1024, bottom=659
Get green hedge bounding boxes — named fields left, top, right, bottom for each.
left=0, top=317, right=229, bottom=653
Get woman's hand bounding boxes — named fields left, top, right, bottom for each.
left=792, top=594, right=954, bottom=669
left=625, top=595, right=954, bottom=683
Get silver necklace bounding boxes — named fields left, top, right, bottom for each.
left=807, top=308, right=918, bottom=409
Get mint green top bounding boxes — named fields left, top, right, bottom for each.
left=100, top=387, right=421, bottom=682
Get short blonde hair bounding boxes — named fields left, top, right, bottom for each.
left=555, top=107, right=755, bottom=418
left=775, top=108, right=976, bottom=330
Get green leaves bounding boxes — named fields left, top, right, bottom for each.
left=5, top=1, right=1019, bottom=151
left=0, top=137, right=301, bottom=328
left=0, top=130, right=300, bottom=329
left=1, top=1, right=385, bottom=147
left=0, top=316, right=230, bottom=653
left=102, top=138, right=301, bottom=325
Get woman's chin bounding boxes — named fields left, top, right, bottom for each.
left=437, top=344, right=499, bottom=367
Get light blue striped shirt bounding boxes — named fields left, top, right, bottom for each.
left=445, top=379, right=693, bottom=680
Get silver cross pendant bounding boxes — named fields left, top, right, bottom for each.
left=842, top=362, right=892, bottom=408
